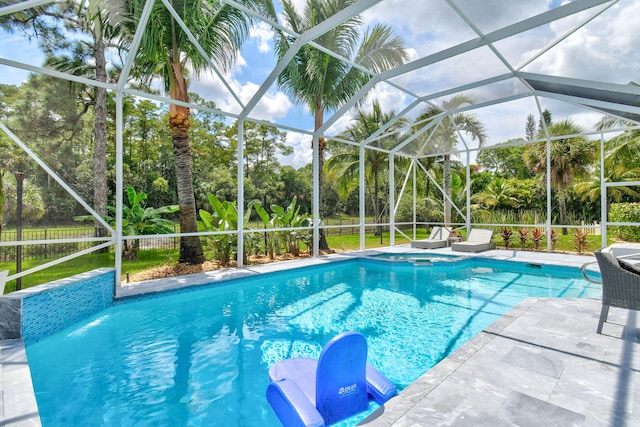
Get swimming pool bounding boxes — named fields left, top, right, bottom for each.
left=368, top=252, right=460, bottom=262
left=25, top=257, right=601, bottom=426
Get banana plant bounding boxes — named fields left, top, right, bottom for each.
left=199, top=194, right=252, bottom=266
left=270, top=197, right=312, bottom=256
left=252, top=201, right=277, bottom=260
left=75, top=186, right=178, bottom=260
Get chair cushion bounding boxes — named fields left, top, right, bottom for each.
left=467, top=229, right=493, bottom=243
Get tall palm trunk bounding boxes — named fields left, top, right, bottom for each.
left=93, top=35, right=108, bottom=251
left=169, top=62, right=205, bottom=264
left=558, top=190, right=568, bottom=235
left=443, top=153, right=452, bottom=225
left=314, top=103, right=329, bottom=251
left=373, top=167, right=381, bottom=237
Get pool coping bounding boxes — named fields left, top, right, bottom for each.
left=0, top=247, right=602, bottom=427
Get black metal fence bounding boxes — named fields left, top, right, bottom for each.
left=0, top=220, right=391, bottom=262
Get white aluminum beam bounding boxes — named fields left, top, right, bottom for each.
left=319, top=0, right=612, bottom=135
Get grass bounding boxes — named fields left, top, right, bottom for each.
left=1, top=250, right=179, bottom=293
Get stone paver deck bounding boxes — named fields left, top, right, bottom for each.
left=362, top=297, right=640, bottom=426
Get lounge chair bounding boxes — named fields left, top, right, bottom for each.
left=594, top=245, right=640, bottom=334
left=266, top=331, right=396, bottom=427
left=451, top=228, right=496, bottom=253
left=0, top=270, right=7, bottom=295
left=410, top=226, right=452, bottom=249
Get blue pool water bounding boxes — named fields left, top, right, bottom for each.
left=26, top=257, right=601, bottom=426
left=369, top=252, right=460, bottom=262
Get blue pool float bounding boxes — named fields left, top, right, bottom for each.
left=266, top=331, right=397, bottom=426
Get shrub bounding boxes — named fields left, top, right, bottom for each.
left=517, top=228, right=530, bottom=248
left=501, top=227, right=513, bottom=249
left=609, top=203, right=640, bottom=242
left=573, top=229, right=589, bottom=253
left=531, top=228, right=544, bottom=250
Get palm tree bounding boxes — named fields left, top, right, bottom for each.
left=274, top=0, right=408, bottom=249
left=425, top=168, right=468, bottom=224
left=523, top=119, right=596, bottom=233
left=574, top=130, right=640, bottom=216
left=574, top=168, right=640, bottom=213
left=325, top=100, right=407, bottom=236
left=2, top=0, right=126, bottom=248
left=415, top=95, right=487, bottom=225
left=128, top=0, right=271, bottom=264
left=472, top=178, right=521, bottom=210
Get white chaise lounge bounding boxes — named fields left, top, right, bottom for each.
left=451, top=229, right=496, bottom=253
left=411, top=226, right=452, bottom=249
left=0, top=270, right=8, bottom=295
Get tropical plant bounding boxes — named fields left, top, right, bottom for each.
left=424, top=168, right=468, bottom=224
left=531, top=228, right=544, bottom=250
left=523, top=119, right=596, bottom=233
left=415, top=95, right=486, bottom=225
left=127, top=0, right=272, bottom=264
left=574, top=167, right=640, bottom=217
left=501, top=227, right=513, bottom=249
left=476, top=142, right=533, bottom=179
left=517, top=228, right=530, bottom=248
left=573, top=229, right=589, bottom=253
left=253, top=201, right=277, bottom=260
left=75, top=186, right=178, bottom=260
left=271, top=197, right=312, bottom=257
left=199, top=194, right=252, bottom=266
left=274, top=0, right=408, bottom=249
left=472, top=177, right=520, bottom=210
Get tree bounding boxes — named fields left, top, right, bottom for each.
left=415, top=95, right=487, bottom=225
left=279, top=166, right=312, bottom=214
left=476, top=141, right=533, bottom=179
left=525, top=114, right=536, bottom=141
left=595, top=114, right=640, bottom=178
left=472, top=177, right=521, bottom=210
left=574, top=130, right=640, bottom=217
left=274, top=0, right=408, bottom=249
left=326, top=100, right=407, bottom=235
left=523, top=119, right=596, bottom=233
left=127, top=0, right=272, bottom=264
left=4, top=0, right=128, bottom=246
left=226, top=121, right=291, bottom=209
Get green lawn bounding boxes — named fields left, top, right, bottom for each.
left=0, top=250, right=179, bottom=293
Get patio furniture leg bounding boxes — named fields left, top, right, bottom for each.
left=597, top=304, right=609, bottom=334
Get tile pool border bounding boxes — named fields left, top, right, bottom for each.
left=0, top=267, right=115, bottom=427
left=0, top=247, right=601, bottom=427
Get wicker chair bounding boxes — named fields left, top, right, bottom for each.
left=594, top=248, right=640, bottom=334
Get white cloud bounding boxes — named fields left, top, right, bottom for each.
left=280, top=132, right=313, bottom=168
left=191, top=69, right=292, bottom=122
left=250, top=22, right=274, bottom=53
left=526, top=1, right=640, bottom=84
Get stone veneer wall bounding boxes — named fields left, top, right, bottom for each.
left=0, top=268, right=115, bottom=345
